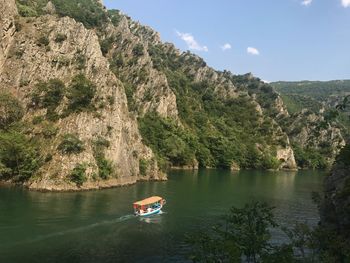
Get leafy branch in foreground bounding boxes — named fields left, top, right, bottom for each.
left=186, top=201, right=349, bottom=263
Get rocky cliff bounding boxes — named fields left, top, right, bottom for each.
left=0, top=0, right=165, bottom=191
left=0, top=0, right=344, bottom=191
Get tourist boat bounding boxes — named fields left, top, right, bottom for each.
left=133, top=196, right=166, bottom=217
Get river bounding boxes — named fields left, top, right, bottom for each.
left=0, top=169, right=325, bottom=262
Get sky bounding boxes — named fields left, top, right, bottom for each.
left=104, top=0, right=350, bottom=82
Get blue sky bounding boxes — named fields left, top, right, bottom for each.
left=104, top=0, right=350, bottom=82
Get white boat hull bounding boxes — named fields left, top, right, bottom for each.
left=135, top=205, right=162, bottom=217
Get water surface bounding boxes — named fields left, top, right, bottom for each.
left=0, top=170, right=324, bottom=262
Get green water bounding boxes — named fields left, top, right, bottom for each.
left=0, top=170, right=324, bottom=263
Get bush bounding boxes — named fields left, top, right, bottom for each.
left=37, top=35, right=50, bottom=47
left=75, top=52, right=86, bottom=70
left=132, top=44, right=144, bottom=57
left=69, top=163, right=87, bottom=187
left=0, top=92, right=24, bottom=130
left=187, top=202, right=278, bottom=262
left=16, top=3, right=38, bottom=17
left=139, top=159, right=149, bottom=176
left=51, top=0, right=108, bottom=29
left=58, top=134, right=84, bottom=154
left=96, top=157, right=113, bottom=180
left=100, top=37, right=114, bottom=56
left=67, top=74, right=96, bottom=113
left=0, top=130, right=41, bottom=182
left=108, top=10, right=122, bottom=26
left=31, top=79, right=65, bottom=121
left=54, top=33, right=67, bottom=43
left=92, top=137, right=113, bottom=179
left=336, top=144, right=350, bottom=165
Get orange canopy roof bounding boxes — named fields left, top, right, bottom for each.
left=133, top=196, right=163, bottom=206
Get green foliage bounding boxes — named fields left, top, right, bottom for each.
left=107, top=9, right=122, bottom=26
left=0, top=130, right=41, bottom=182
left=69, top=163, right=87, bottom=187
left=51, top=0, right=108, bottom=29
left=31, top=79, right=65, bottom=121
left=0, top=92, right=24, bottom=129
left=293, top=145, right=327, bottom=169
left=139, top=159, right=149, bottom=176
left=137, top=67, right=286, bottom=170
left=272, top=80, right=350, bottom=102
left=132, top=43, right=144, bottom=57
left=138, top=112, right=196, bottom=168
left=58, top=134, right=84, bottom=155
left=280, top=94, right=322, bottom=114
left=74, top=52, right=86, bottom=70
left=187, top=202, right=279, bottom=263
left=54, top=33, right=67, bottom=43
left=16, top=0, right=108, bottom=29
left=261, top=155, right=281, bottom=170
left=16, top=3, right=38, bottom=17
left=186, top=202, right=349, bottom=263
left=100, top=37, right=114, bottom=56
left=92, top=137, right=113, bottom=179
left=66, top=74, right=96, bottom=113
left=336, top=144, right=350, bottom=165
left=37, top=35, right=50, bottom=47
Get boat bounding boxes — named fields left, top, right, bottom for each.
left=133, top=196, right=166, bottom=217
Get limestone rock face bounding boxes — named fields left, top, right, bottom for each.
left=0, top=13, right=165, bottom=190
left=287, top=110, right=345, bottom=165
left=277, top=147, right=297, bottom=170
left=0, top=0, right=18, bottom=73
left=102, top=16, right=179, bottom=120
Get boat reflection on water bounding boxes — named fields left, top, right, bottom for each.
left=139, top=211, right=165, bottom=224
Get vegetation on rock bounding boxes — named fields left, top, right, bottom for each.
left=0, top=92, right=24, bottom=129
left=58, top=134, right=85, bottom=155
left=66, top=74, right=96, bottom=113
left=69, top=163, right=87, bottom=187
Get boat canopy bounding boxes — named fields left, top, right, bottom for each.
left=133, top=196, right=163, bottom=206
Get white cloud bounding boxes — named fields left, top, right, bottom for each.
left=301, top=0, right=312, bottom=6
left=247, top=47, right=260, bottom=55
left=175, top=31, right=208, bottom=52
left=341, top=0, right=350, bottom=7
left=221, top=43, right=232, bottom=51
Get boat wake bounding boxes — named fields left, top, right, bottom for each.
left=2, top=214, right=136, bottom=249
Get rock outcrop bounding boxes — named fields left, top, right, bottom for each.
left=0, top=0, right=18, bottom=73
left=0, top=0, right=165, bottom=191
left=286, top=110, right=345, bottom=165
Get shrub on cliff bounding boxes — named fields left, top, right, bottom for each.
left=0, top=130, right=41, bottom=182
left=17, top=0, right=108, bottom=29
left=69, top=163, right=87, bottom=187
left=0, top=92, right=24, bottom=130
left=58, top=134, right=85, bottom=155
left=66, top=74, right=96, bottom=113
left=92, top=137, right=113, bottom=179
left=31, top=79, right=65, bottom=121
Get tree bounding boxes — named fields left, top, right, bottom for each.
left=0, top=130, right=41, bottom=182
left=187, top=202, right=279, bottom=263
left=0, top=92, right=24, bottom=129
left=67, top=74, right=96, bottom=113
